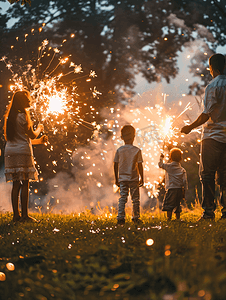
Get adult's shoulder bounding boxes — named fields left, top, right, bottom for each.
left=207, top=75, right=226, bottom=89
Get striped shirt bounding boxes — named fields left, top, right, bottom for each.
left=202, top=75, right=226, bottom=143
left=158, top=157, right=188, bottom=191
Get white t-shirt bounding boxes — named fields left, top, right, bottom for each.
left=5, top=113, right=33, bottom=156
left=158, top=157, right=188, bottom=191
left=202, top=75, right=226, bottom=143
left=114, top=144, right=143, bottom=182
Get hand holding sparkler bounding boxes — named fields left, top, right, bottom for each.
left=181, top=125, right=192, bottom=134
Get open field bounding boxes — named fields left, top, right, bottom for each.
left=0, top=206, right=226, bottom=300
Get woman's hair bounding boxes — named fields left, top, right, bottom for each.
left=169, top=147, right=182, bottom=162
left=4, top=90, right=32, bottom=141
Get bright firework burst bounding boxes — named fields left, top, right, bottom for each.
left=0, top=28, right=202, bottom=212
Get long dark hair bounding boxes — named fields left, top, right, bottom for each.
left=4, top=90, right=32, bottom=141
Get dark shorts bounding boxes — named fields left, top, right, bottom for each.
left=162, top=188, right=183, bottom=213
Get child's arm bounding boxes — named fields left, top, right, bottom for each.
left=158, top=153, right=165, bottom=169
left=31, top=135, right=48, bottom=145
left=114, top=162, right=120, bottom=187
left=138, top=162, right=144, bottom=187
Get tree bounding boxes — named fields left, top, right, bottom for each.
left=0, top=0, right=225, bottom=203
left=7, top=0, right=31, bottom=5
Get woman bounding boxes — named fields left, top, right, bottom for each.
left=4, top=90, right=47, bottom=222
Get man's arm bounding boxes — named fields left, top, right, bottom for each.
left=181, top=113, right=209, bottom=134
left=138, top=162, right=144, bottom=187
left=114, top=162, right=119, bottom=187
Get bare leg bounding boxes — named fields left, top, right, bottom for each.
left=167, top=211, right=172, bottom=220
left=12, top=181, right=22, bottom=221
left=21, top=180, right=29, bottom=218
left=20, top=180, right=38, bottom=222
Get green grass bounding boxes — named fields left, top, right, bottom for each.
left=0, top=206, right=226, bottom=300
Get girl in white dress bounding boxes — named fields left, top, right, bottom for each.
left=4, top=90, right=47, bottom=222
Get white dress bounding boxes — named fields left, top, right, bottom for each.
left=4, top=113, right=38, bottom=182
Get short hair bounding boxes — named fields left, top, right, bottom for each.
left=121, top=125, right=135, bottom=141
left=170, top=148, right=182, bottom=162
left=209, top=53, right=225, bottom=74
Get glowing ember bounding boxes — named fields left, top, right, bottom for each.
left=146, top=239, right=154, bottom=246
left=6, top=263, right=15, bottom=271
left=0, top=272, right=6, bottom=281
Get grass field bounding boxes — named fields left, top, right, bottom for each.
left=0, top=205, right=226, bottom=300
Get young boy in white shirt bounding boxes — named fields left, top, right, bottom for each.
left=114, top=125, right=144, bottom=225
left=158, top=148, right=188, bottom=221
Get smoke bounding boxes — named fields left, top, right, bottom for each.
left=167, top=14, right=215, bottom=44
left=195, top=24, right=215, bottom=43
left=0, top=87, right=202, bottom=215
left=37, top=83, right=202, bottom=214
left=38, top=135, right=119, bottom=214
left=167, top=13, right=190, bottom=31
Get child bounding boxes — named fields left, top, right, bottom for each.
left=4, top=90, right=47, bottom=223
left=114, top=125, right=144, bottom=225
left=158, top=148, right=188, bottom=221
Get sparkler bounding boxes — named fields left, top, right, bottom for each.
left=0, top=26, right=202, bottom=212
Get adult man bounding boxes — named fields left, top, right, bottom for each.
left=181, top=53, right=226, bottom=220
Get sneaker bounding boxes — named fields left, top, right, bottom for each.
left=117, top=219, right=125, bottom=225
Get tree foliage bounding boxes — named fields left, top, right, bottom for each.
left=7, top=0, right=31, bottom=5
left=1, top=0, right=226, bottom=101
left=0, top=0, right=225, bottom=200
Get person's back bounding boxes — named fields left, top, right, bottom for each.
left=158, top=148, right=187, bottom=221
left=5, top=113, right=32, bottom=156
left=114, top=125, right=143, bottom=225
left=115, top=144, right=142, bottom=182
left=159, top=158, right=187, bottom=191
